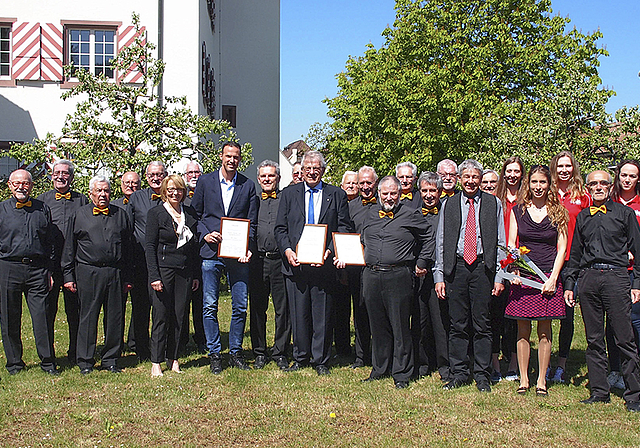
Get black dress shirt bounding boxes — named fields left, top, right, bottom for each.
left=0, top=197, right=55, bottom=266
left=111, top=196, right=130, bottom=210
left=565, top=200, right=640, bottom=290
left=37, top=189, right=89, bottom=266
left=349, top=197, right=377, bottom=234
left=62, top=204, right=134, bottom=283
left=256, top=191, right=279, bottom=253
left=129, top=188, right=163, bottom=246
left=361, top=202, right=434, bottom=269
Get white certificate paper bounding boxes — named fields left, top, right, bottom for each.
left=296, top=224, right=328, bottom=265
left=218, top=218, right=250, bottom=259
left=333, top=233, right=365, bottom=266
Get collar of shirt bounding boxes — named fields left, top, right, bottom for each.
left=304, top=181, right=323, bottom=224
left=219, top=170, right=238, bottom=215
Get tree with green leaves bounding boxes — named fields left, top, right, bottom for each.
left=323, top=0, right=614, bottom=175
left=2, top=12, right=251, bottom=199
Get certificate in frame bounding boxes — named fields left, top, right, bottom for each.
left=296, top=224, right=328, bottom=265
left=332, top=232, right=365, bottom=266
left=217, top=217, right=250, bottom=259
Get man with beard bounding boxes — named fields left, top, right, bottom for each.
left=183, top=161, right=202, bottom=207
left=112, top=171, right=141, bottom=209
left=38, top=159, right=89, bottom=364
left=395, top=162, right=422, bottom=209
left=437, top=159, right=459, bottom=199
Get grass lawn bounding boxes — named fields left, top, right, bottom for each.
left=1, top=293, right=639, bottom=447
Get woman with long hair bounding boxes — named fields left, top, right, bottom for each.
left=505, top=165, right=568, bottom=395
left=490, top=156, right=525, bottom=382
left=547, top=150, right=590, bottom=384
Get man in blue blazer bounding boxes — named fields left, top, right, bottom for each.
left=192, top=141, right=258, bottom=374
left=275, top=150, right=352, bottom=375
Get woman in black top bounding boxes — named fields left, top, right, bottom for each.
left=146, top=174, right=199, bottom=377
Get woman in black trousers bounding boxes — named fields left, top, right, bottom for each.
left=146, top=174, right=199, bottom=377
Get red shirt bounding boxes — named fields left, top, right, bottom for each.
left=559, top=190, right=591, bottom=261
left=615, top=194, right=640, bottom=226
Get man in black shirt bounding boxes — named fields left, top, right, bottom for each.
left=565, top=170, right=640, bottom=412
left=38, top=159, right=89, bottom=364
left=395, top=162, right=422, bottom=209
left=437, top=159, right=459, bottom=199
left=62, top=175, right=134, bottom=375
left=127, top=161, right=167, bottom=361
left=0, top=169, right=58, bottom=375
left=111, top=171, right=140, bottom=209
left=359, top=176, right=433, bottom=389
left=250, top=160, right=291, bottom=370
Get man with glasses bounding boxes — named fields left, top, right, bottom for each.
left=112, top=171, right=141, bottom=209
left=0, top=169, right=59, bottom=375
left=37, top=159, right=89, bottom=364
left=565, top=170, right=640, bottom=412
left=437, top=159, right=460, bottom=199
left=183, top=161, right=203, bottom=207
left=395, top=162, right=422, bottom=209
left=275, top=150, right=351, bottom=375
left=127, top=161, right=167, bottom=361
left=290, top=162, right=303, bottom=186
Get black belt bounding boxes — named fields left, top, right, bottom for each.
left=589, top=263, right=623, bottom=270
left=258, top=251, right=280, bottom=260
left=366, top=262, right=411, bottom=272
left=2, top=256, right=47, bottom=265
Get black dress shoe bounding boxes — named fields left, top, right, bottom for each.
left=315, top=365, right=330, bottom=376
left=210, top=354, right=223, bottom=375
left=285, top=361, right=306, bottom=372
left=8, top=368, right=24, bottom=376
left=254, top=355, right=267, bottom=370
left=476, top=382, right=492, bottom=393
left=627, top=401, right=640, bottom=412
left=275, top=356, right=289, bottom=370
left=394, top=380, right=410, bottom=389
left=80, top=367, right=93, bottom=375
left=350, top=359, right=365, bottom=369
left=42, top=367, right=60, bottom=376
left=580, top=395, right=611, bottom=404
left=229, top=354, right=251, bottom=370
left=443, top=378, right=466, bottom=390
left=102, top=365, right=122, bottom=373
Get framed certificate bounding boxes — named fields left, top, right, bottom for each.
left=332, top=233, right=365, bottom=266
left=218, top=217, right=250, bottom=259
left=296, top=224, right=328, bottom=265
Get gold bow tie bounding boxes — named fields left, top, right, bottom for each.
left=422, top=206, right=438, bottom=215
left=440, top=190, right=454, bottom=198
left=261, top=191, right=277, bottom=200
left=379, top=210, right=394, bottom=219
left=93, top=207, right=109, bottom=216
left=188, top=190, right=194, bottom=198
left=123, top=197, right=129, bottom=205
left=400, top=192, right=412, bottom=201
left=16, top=200, right=32, bottom=209
left=362, top=197, right=377, bottom=205
left=151, top=193, right=162, bottom=201
left=55, top=191, right=71, bottom=200
left=590, top=205, right=607, bottom=215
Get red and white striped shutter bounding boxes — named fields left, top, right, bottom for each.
left=12, top=22, right=41, bottom=80
left=117, top=25, right=146, bottom=83
left=40, top=23, right=63, bottom=81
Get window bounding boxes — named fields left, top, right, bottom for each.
left=0, top=26, right=10, bottom=78
left=68, top=29, right=115, bottom=78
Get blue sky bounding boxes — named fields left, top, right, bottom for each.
left=280, top=0, right=640, bottom=148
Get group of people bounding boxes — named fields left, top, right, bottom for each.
left=2, top=144, right=640, bottom=412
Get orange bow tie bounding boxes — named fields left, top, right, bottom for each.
left=123, top=197, right=129, bottom=205
left=379, top=210, right=394, bottom=219
left=151, top=193, right=161, bottom=201
left=93, top=207, right=109, bottom=216
left=441, top=190, right=455, bottom=198
left=16, top=200, right=32, bottom=209
left=188, top=190, right=194, bottom=198
left=55, top=191, right=71, bottom=200
left=362, top=197, right=377, bottom=205
left=261, top=191, right=277, bottom=200
left=422, top=206, right=438, bottom=215
left=400, top=192, right=412, bottom=201
left=590, top=205, right=607, bottom=215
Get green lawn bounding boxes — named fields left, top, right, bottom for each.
left=1, top=294, right=639, bottom=447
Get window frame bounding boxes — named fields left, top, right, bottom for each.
left=0, top=18, right=16, bottom=86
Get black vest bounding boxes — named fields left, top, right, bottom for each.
left=442, top=191, right=498, bottom=277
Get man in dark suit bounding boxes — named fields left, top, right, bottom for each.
left=127, top=161, right=167, bottom=361
left=38, top=159, right=89, bottom=364
left=274, top=150, right=352, bottom=375
left=192, top=141, right=258, bottom=374
left=396, top=162, right=422, bottom=209
left=111, top=171, right=141, bottom=209
left=434, top=159, right=505, bottom=392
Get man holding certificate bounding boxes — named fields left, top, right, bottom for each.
left=275, top=150, right=351, bottom=375
left=192, top=141, right=257, bottom=374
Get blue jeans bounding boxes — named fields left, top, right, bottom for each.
left=201, top=258, right=249, bottom=355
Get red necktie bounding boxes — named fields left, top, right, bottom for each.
left=463, top=198, right=477, bottom=265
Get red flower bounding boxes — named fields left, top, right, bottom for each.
left=500, top=254, right=516, bottom=269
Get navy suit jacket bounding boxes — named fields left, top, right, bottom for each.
left=274, top=181, right=352, bottom=275
left=192, top=169, right=258, bottom=260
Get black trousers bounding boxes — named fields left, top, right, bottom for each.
left=333, top=270, right=353, bottom=356
left=178, top=286, right=206, bottom=351
left=415, top=272, right=450, bottom=380
left=284, top=266, right=334, bottom=367
left=579, top=268, right=640, bottom=402
left=249, top=256, right=290, bottom=358
left=150, top=266, right=191, bottom=363
left=0, top=260, right=55, bottom=373
left=45, top=269, right=80, bottom=359
left=127, top=250, right=151, bottom=360
left=76, top=264, right=125, bottom=369
left=350, top=267, right=371, bottom=365
left=363, top=265, right=414, bottom=382
left=447, top=258, right=493, bottom=384
left=489, top=283, right=516, bottom=360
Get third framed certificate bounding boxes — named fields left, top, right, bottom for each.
left=296, top=224, right=328, bottom=264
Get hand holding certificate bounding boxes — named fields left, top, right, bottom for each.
left=332, top=233, right=365, bottom=266
left=296, top=224, right=328, bottom=265
left=218, top=218, right=250, bottom=260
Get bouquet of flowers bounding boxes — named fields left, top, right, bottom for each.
left=498, top=245, right=549, bottom=290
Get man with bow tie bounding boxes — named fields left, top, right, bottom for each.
left=395, top=162, right=422, bottom=209
left=564, top=170, right=640, bottom=412
left=249, top=160, right=291, bottom=370
left=0, top=169, right=58, bottom=375
left=437, top=159, right=460, bottom=199
left=183, top=161, right=202, bottom=207
left=112, top=171, right=141, bottom=209
left=38, top=159, right=89, bottom=365
left=360, top=176, right=434, bottom=389
left=62, top=175, right=134, bottom=375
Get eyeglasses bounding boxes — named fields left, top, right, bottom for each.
left=53, top=171, right=71, bottom=177
left=303, top=166, right=322, bottom=173
left=166, top=188, right=183, bottom=194
left=438, top=173, right=457, bottom=179
left=10, top=181, right=32, bottom=188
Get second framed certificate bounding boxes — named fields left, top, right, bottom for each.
left=218, top=217, right=250, bottom=259
left=332, top=233, right=365, bottom=266
left=296, top=224, right=328, bottom=265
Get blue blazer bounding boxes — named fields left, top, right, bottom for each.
left=191, top=169, right=258, bottom=260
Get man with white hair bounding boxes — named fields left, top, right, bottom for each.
left=62, top=175, right=134, bottom=375
left=437, top=159, right=459, bottom=198
left=183, top=161, right=203, bottom=207
left=395, top=161, right=422, bottom=209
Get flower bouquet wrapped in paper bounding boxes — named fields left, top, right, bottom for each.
left=498, top=246, right=549, bottom=290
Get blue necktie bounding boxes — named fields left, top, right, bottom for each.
left=308, top=188, right=318, bottom=224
